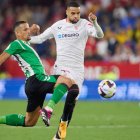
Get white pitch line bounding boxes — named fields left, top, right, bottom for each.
left=1, top=125, right=140, bottom=129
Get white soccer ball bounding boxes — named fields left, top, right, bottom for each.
left=98, top=79, right=116, bottom=98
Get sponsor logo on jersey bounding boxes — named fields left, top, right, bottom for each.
left=58, top=26, right=62, bottom=29
left=57, top=33, right=79, bottom=39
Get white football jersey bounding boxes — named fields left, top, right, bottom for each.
left=30, top=18, right=103, bottom=89
left=30, top=18, right=101, bottom=69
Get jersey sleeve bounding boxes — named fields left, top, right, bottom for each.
left=4, top=41, right=23, bottom=55
left=85, top=19, right=104, bottom=38
left=85, top=20, right=97, bottom=37
left=30, top=26, right=54, bottom=44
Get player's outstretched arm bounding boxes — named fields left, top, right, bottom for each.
left=29, top=24, right=53, bottom=44
left=88, top=12, right=104, bottom=38
left=0, top=52, right=11, bottom=66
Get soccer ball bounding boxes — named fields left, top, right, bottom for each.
left=98, top=79, right=116, bottom=98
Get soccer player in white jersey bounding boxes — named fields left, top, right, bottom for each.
left=30, top=1, right=104, bottom=139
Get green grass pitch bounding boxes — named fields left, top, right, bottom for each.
left=0, top=100, right=140, bottom=140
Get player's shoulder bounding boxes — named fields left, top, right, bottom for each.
left=9, top=40, right=18, bottom=46
left=5, top=40, right=20, bottom=52
left=80, top=18, right=88, bottom=23
left=52, top=19, right=65, bottom=28
left=9, top=40, right=22, bottom=47
left=81, top=19, right=93, bottom=28
left=80, top=18, right=92, bottom=26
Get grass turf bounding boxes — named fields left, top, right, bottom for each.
left=0, top=100, right=140, bottom=140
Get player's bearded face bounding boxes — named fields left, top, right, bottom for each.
left=67, top=7, right=80, bottom=24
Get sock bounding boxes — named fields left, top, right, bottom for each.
left=46, top=100, right=55, bottom=112
left=61, top=84, right=79, bottom=122
left=67, top=100, right=77, bottom=126
left=0, top=116, right=6, bottom=124
left=47, top=83, right=68, bottom=110
left=0, top=114, right=25, bottom=126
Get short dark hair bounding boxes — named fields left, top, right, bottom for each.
left=13, top=21, right=27, bottom=31
left=67, top=1, right=80, bottom=8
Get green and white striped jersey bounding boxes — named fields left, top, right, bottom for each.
left=4, top=39, right=46, bottom=78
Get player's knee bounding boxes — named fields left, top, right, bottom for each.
left=68, top=84, right=79, bottom=98
left=25, top=122, right=36, bottom=127
left=58, top=76, right=72, bottom=88
left=25, top=118, right=37, bottom=127
left=64, top=77, right=73, bottom=88
left=66, top=84, right=79, bottom=103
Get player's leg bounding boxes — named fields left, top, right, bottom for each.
left=66, top=76, right=83, bottom=126
left=38, top=75, right=72, bottom=126
left=25, top=106, right=41, bottom=126
left=61, top=84, right=79, bottom=122
left=53, top=84, right=79, bottom=139
left=0, top=101, right=41, bottom=127
left=24, top=74, right=47, bottom=126
left=46, top=75, right=72, bottom=111
left=53, top=69, right=83, bottom=140
left=0, top=104, right=41, bottom=127
left=53, top=65, right=79, bottom=124
left=0, top=113, right=25, bottom=126
left=0, top=75, right=37, bottom=127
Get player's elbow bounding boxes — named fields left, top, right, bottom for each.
left=30, top=40, right=42, bottom=44
left=98, top=34, right=104, bottom=38
left=97, top=32, right=104, bottom=38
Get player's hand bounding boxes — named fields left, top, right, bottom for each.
left=30, top=24, right=40, bottom=35
left=88, top=12, right=97, bottom=23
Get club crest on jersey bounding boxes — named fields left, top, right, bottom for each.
left=88, top=22, right=93, bottom=26
left=74, top=26, right=78, bottom=30
left=57, top=33, right=79, bottom=39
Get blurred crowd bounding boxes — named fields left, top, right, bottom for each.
left=0, top=0, right=140, bottom=66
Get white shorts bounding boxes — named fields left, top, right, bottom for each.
left=53, top=64, right=84, bottom=91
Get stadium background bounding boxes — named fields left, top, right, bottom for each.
left=0, top=0, right=140, bottom=100
left=0, top=0, right=140, bottom=140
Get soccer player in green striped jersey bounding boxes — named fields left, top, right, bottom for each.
left=0, top=21, right=73, bottom=127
